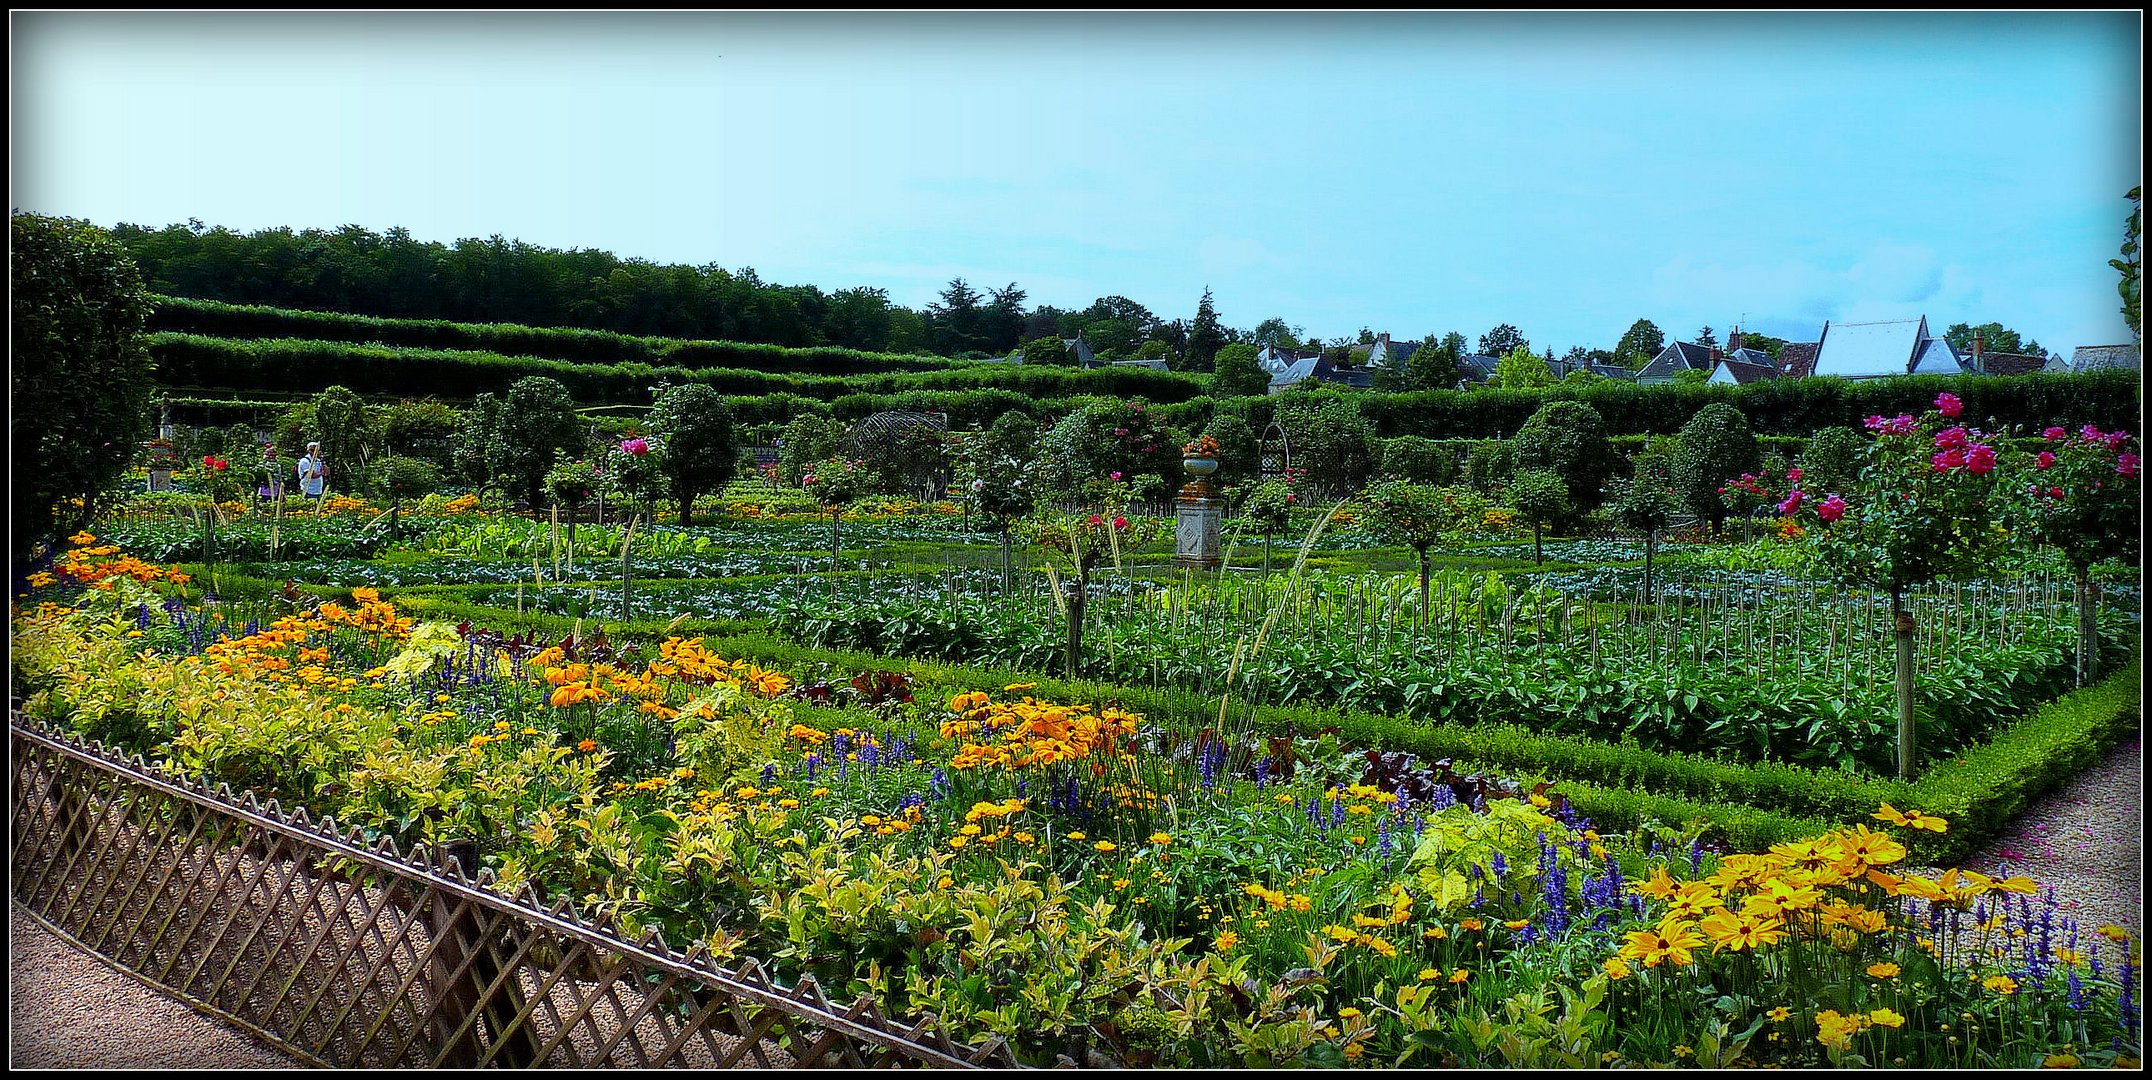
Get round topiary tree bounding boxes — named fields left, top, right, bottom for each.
left=1363, top=481, right=1488, bottom=619
left=1610, top=452, right=1681, bottom=603
left=499, top=376, right=584, bottom=511
left=647, top=383, right=739, bottom=525
left=11, top=212, right=156, bottom=581
left=1513, top=400, right=1616, bottom=518
left=1670, top=402, right=1761, bottom=536
left=2014, top=423, right=2142, bottom=685
left=1799, top=425, right=1866, bottom=497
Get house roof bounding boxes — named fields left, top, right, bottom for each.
left=1777, top=342, right=1820, bottom=379
left=1269, top=355, right=1325, bottom=390
left=1728, top=347, right=1774, bottom=367
left=1586, top=363, right=1636, bottom=380
left=1812, top=317, right=1935, bottom=379
left=1708, top=358, right=1782, bottom=385
left=1455, top=354, right=1502, bottom=383
left=1636, top=341, right=1716, bottom=380
left=2070, top=344, right=2142, bottom=372
left=1908, top=335, right=1964, bottom=376
left=1975, top=351, right=2049, bottom=377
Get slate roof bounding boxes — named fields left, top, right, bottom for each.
left=1707, top=358, right=1783, bottom=385
left=1455, top=354, right=1503, bottom=385
left=1907, top=336, right=1964, bottom=376
left=1728, top=347, right=1775, bottom=367
left=1270, top=353, right=1374, bottom=393
left=2070, top=344, right=2142, bottom=373
left=1587, top=363, right=1637, bottom=380
left=1636, top=341, right=1716, bottom=381
left=1777, top=342, right=1820, bottom=379
left=1974, top=351, right=2049, bottom=377
left=1811, top=317, right=1953, bottom=378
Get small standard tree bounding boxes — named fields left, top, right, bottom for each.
left=1509, top=469, right=1571, bottom=565
left=1611, top=453, right=1680, bottom=604
left=1513, top=400, right=1616, bottom=517
left=1671, top=402, right=1761, bottom=536
left=11, top=213, right=156, bottom=579
left=1364, top=480, right=1487, bottom=621
left=1799, top=425, right=1867, bottom=497
left=647, top=383, right=739, bottom=525
left=1795, top=396, right=2009, bottom=780
left=2015, top=424, right=2142, bottom=685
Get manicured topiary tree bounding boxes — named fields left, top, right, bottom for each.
left=1671, top=402, right=1761, bottom=536
left=779, top=413, right=847, bottom=487
left=1513, top=399, right=1615, bottom=518
left=1799, top=425, right=1866, bottom=497
left=374, top=455, right=443, bottom=538
left=1509, top=469, right=1571, bottom=565
left=1238, top=477, right=1297, bottom=576
left=500, top=376, right=584, bottom=511
left=543, top=456, right=600, bottom=544
left=647, top=383, right=739, bottom=525
left=11, top=212, right=156, bottom=580
left=2013, top=423, right=2142, bottom=685
left=803, top=456, right=875, bottom=564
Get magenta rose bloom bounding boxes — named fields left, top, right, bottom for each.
left=1777, top=490, right=1805, bottom=515
left=1965, top=444, right=1997, bottom=476
left=2044, top=426, right=2069, bottom=441
left=1935, top=392, right=1963, bottom=418
left=2036, top=451, right=2056, bottom=470
left=1933, top=426, right=1970, bottom=450
left=1817, top=494, right=1847, bottom=523
left=2119, top=452, right=2142, bottom=478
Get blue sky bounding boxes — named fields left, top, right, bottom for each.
left=11, top=11, right=2142, bottom=356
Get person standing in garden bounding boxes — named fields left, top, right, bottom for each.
left=296, top=441, right=328, bottom=500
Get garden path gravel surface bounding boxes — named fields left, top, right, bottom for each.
left=9, top=737, right=2142, bottom=1068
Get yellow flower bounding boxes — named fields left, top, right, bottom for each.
left=1983, top=974, right=2018, bottom=995
left=1814, top=1009, right=1866, bottom=1051
left=1867, top=1008, right=1905, bottom=1029
left=1149, top=832, right=1173, bottom=845
left=949, top=836, right=969, bottom=849
left=1602, top=957, right=1632, bottom=980
left=1873, top=802, right=1947, bottom=833
left=1095, top=840, right=1117, bottom=853
left=1699, top=907, right=1786, bottom=953
left=1004, top=682, right=1037, bottom=693
left=1419, top=967, right=1442, bottom=981
left=1338, top=1007, right=1362, bottom=1019
left=1213, top=931, right=1239, bottom=951
left=1448, top=969, right=1471, bottom=983
left=1068, top=831, right=1086, bottom=841
left=938, top=876, right=954, bottom=889
left=1867, top=962, right=1902, bottom=978
left=2043, top=1052, right=2082, bottom=1068
left=1767, top=1007, right=1791, bottom=1023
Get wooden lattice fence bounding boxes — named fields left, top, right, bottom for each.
left=9, top=717, right=1018, bottom=1069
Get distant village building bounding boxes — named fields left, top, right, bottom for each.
left=1961, top=332, right=2049, bottom=377
left=1269, top=352, right=1374, bottom=394
left=1365, top=333, right=1422, bottom=369
left=1776, top=341, right=1821, bottom=379
left=1809, top=316, right=1964, bottom=379
left=1635, top=341, right=1719, bottom=385
left=1257, top=343, right=1320, bottom=375
left=1453, top=353, right=1502, bottom=387
left=999, top=337, right=1097, bottom=366
left=2053, top=343, right=2142, bottom=374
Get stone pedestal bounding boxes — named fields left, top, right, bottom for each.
left=1172, top=458, right=1223, bottom=569
left=147, top=469, right=174, bottom=493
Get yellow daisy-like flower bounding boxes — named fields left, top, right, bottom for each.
left=1767, top=1006, right=1791, bottom=1023
left=1867, top=1008, right=1905, bottom=1029
left=1149, top=832, right=1173, bottom=845
left=1094, top=840, right=1117, bottom=853
left=1448, top=969, right=1471, bottom=984
left=1983, top=974, right=2019, bottom=995
left=1866, top=962, right=1902, bottom=978
left=1418, top=967, right=1442, bottom=981
left=1213, top=931, right=1239, bottom=951
left=1602, top=957, right=1632, bottom=980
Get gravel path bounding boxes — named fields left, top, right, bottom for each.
left=1951, top=735, right=2143, bottom=940
left=9, top=900, right=304, bottom=1069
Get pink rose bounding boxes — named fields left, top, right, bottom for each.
left=2081, top=425, right=2104, bottom=443
left=1935, top=392, right=1963, bottom=418
left=2036, top=451, right=2056, bottom=470
left=2119, top=453, right=2142, bottom=477
left=1787, top=467, right=1803, bottom=483
left=1087, top=514, right=1103, bottom=526
left=2044, top=426, right=2068, bottom=441
left=1932, top=448, right=1967, bottom=472
left=1777, top=490, right=1805, bottom=515
left=1110, top=472, right=1123, bottom=481
left=1817, top=494, right=1847, bottom=523
left=2048, top=486, right=2064, bottom=499
left=1113, top=515, right=1128, bottom=530
left=1966, top=444, right=1997, bottom=476
left=1933, top=426, right=1969, bottom=451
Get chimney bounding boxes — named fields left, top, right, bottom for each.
left=1728, top=327, right=1743, bottom=351
left=1972, top=331, right=1985, bottom=373
left=1710, top=346, right=1722, bottom=364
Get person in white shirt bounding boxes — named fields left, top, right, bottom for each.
left=296, top=442, right=329, bottom=499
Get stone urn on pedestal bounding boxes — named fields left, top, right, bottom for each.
left=1173, top=437, right=1224, bottom=569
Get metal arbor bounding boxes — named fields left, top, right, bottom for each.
left=844, top=411, right=950, bottom=500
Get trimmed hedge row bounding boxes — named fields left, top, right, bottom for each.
left=150, top=333, right=1210, bottom=410
left=292, top=567, right=2143, bottom=862
left=147, top=294, right=960, bottom=375
left=1247, top=370, right=2141, bottom=440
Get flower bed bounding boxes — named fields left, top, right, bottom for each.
left=10, top=547, right=2141, bottom=1068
